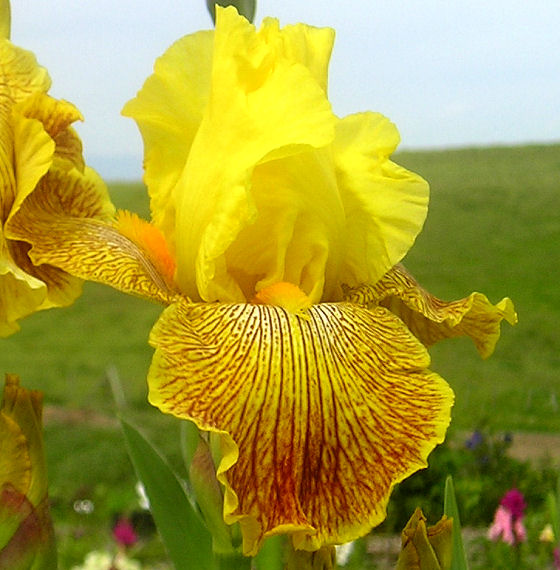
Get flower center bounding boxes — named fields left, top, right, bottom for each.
left=252, top=282, right=312, bottom=315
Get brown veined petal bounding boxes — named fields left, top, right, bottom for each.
left=148, top=297, right=453, bottom=554
left=15, top=93, right=85, bottom=172
left=345, top=265, right=517, bottom=358
left=0, top=236, right=72, bottom=337
left=0, top=40, right=50, bottom=105
left=51, top=126, right=85, bottom=172
left=6, top=164, right=177, bottom=306
left=15, top=92, right=82, bottom=139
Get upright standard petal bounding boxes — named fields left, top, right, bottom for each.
left=148, top=296, right=453, bottom=554
left=333, top=113, right=429, bottom=289
left=224, top=149, right=345, bottom=304
left=122, top=29, right=215, bottom=240
left=168, top=7, right=337, bottom=303
left=346, top=265, right=517, bottom=358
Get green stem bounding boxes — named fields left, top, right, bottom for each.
left=216, top=552, right=253, bottom=570
left=284, top=543, right=337, bottom=570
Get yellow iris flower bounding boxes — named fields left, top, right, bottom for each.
left=7, top=6, right=516, bottom=555
left=0, top=4, right=114, bottom=336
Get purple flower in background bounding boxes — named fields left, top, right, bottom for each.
left=488, top=488, right=527, bottom=545
left=465, top=429, right=484, bottom=449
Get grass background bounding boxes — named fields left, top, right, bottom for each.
left=1, top=143, right=558, bottom=565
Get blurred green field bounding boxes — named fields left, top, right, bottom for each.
left=1, top=143, right=559, bottom=566
left=398, top=144, right=559, bottom=434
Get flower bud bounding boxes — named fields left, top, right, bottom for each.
left=396, top=508, right=453, bottom=570
left=0, top=374, right=57, bottom=568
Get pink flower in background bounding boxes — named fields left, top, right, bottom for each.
left=488, top=488, right=527, bottom=545
left=113, top=517, right=138, bottom=547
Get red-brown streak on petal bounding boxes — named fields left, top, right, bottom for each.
left=0, top=485, right=55, bottom=565
left=6, top=164, right=176, bottom=304
left=148, top=298, right=454, bottom=554
left=345, top=264, right=517, bottom=358
left=7, top=238, right=80, bottom=302
left=11, top=216, right=176, bottom=305
left=52, top=127, right=85, bottom=172
left=15, top=93, right=83, bottom=140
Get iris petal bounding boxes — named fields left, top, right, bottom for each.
left=125, top=7, right=337, bottom=303
left=6, top=167, right=177, bottom=306
left=346, top=265, right=517, bottom=358
left=16, top=93, right=85, bottom=172
left=333, top=113, right=429, bottom=288
left=0, top=33, right=106, bottom=334
left=148, top=297, right=453, bottom=554
left=225, top=150, right=343, bottom=303
left=121, top=30, right=215, bottom=239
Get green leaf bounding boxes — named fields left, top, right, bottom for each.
left=546, top=490, right=559, bottom=544
left=206, top=0, right=256, bottom=24
left=444, top=476, right=469, bottom=570
left=120, top=418, right=214, bottom=570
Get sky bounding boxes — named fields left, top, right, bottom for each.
left=11, top=1, right=560, bottom=180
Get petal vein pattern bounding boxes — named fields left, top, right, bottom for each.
left=346, top=265, right=517, bottom=358
left=148, top=298, right=453, bottom=554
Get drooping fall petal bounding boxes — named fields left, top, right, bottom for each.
left=148, top=296, right=453, bottom=554
left=345, top=265, right=517, bottom=358
left=7, top=171, right=177, bottom=306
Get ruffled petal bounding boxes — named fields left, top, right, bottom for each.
left=259, top=20, right=334, bottom=94
left=0, top=101, right=56, bottom=336
left=0, top=40, right=50, bottom=222
left=0, top=35, right=50, bottom=211
left=10, top=109, right=55, bottom=216
left=148, top=297, right=453, bottom=554
left=345, top=265, right=517, bottom=358
left=122, top=29, right=214, bottom=238
left=333, top=113, right=429, bottom=288
left=169, top=7, right=336, bottom=302
left=224, top=149, right=344, bottom=304
left=16, top=93, right=85, bottom=172
left=6, top=166, right=177, bottom=306
left=0, top=239, right=49, bottom=337
left=0, top=39, right=50, bottom=105
left=0, top=36, right=93, bottom=334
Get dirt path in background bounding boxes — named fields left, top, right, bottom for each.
left=43, top=404, right=118, bottom=428
left=508, top=432, right=560, bottom=463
